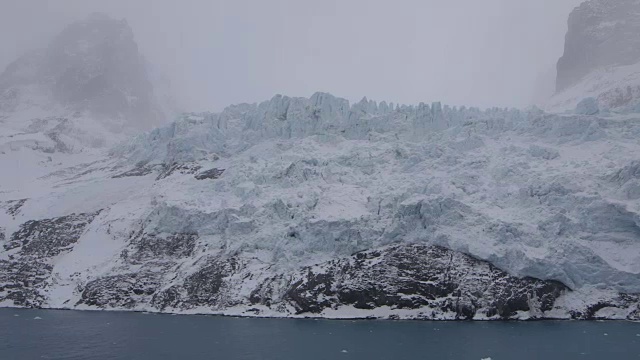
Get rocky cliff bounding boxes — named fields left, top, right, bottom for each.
left=551, top=0, right=640, bottom=112
left=557, top=0, right=640, bottom=91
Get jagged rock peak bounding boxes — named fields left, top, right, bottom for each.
left=556, top=0, right=640, bottom=91
left=0, top=12, right=168, bottom=131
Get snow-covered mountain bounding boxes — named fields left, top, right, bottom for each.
left=1, top=4, right=639, bottom=320
left=549, top=0, right=640, bottom=113
left=0, top=13, right=172, bottom=159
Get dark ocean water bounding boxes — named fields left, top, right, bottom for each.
left=0, top=308, right=639, bottom=359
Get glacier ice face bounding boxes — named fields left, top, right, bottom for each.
left=114, top=92, right=538, bottom=166
left=1, top=91, right=640, bottom=318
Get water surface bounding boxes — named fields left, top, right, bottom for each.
left=0, top=309, right=638, bottom=359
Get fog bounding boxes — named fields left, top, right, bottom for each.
left=1, top=0, right=583, bottom=111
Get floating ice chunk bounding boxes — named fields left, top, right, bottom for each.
left=33, top=316, right=42, bottom=320
left=13, top=314, right=19, bottom=317
left=481, top=358, right=492, bottom=360
left=341, top=350, right=348, bottom=353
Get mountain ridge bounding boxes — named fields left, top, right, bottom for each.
left=551, top=0, right=640, bottom=112
left=0, top=12, right=172, bottom=156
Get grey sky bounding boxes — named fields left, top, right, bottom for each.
left=1, top=0, right=583, bottom=111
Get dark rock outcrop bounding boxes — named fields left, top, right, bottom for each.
left=4, top=211, right=101, bottom=256
left=112, top=162, right=221, bottom=181
left=0, top=211, right=99, bottom=307
left=156, top=162, right=202, bottom=180
left=77, top=229, right=200, bottom=309
left=130, top=232, right=198, bottom=262
left=0, top=260, right=53, bottom=308
left=2, top=199, right=27, bottom=217
left=194, top=168, right=225, bottom=180
left=78, top=273, right=160, bottom=309
left=280, top=245, right=568, bottom=319
left=151, top=257, right=243, bottom=310
left=571, top=293, right=640, bottom=320
left=112, top=163, right=158, bottom=178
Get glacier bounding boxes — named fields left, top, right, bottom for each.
left=112, top=92, right=640, bottom=292
left=2, top=2, right=640, bottom=321
left=1, top=91, right=640, bottom=320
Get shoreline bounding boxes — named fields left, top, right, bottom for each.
left=2, top=305, right=636, bottom=323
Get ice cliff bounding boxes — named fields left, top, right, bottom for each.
left=1, top=90, right=639, bottom=320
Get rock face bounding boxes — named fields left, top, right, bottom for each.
left=0, top=13, right=168, bottom=132
left=4, top=212, right=101, bottom=256
left=557, top=0, right=640, bottom=92
left=147, top=245, right=573, bottom=320
left=0, top=212, right=100, bottom=307
left=0, top=260, right=52, bottom=308
left=277, top=245, right=569, bottom=320
left=549, top=0, right=640, bottom=112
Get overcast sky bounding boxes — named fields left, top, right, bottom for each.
left=1, top=0, right=583, bottom=111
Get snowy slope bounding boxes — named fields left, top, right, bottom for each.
left=547, top=61, right=640, bottom=113
left=1, top=92, right=639, bottom=320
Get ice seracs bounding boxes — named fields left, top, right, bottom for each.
left=1, top=90, right=640, bottom=319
